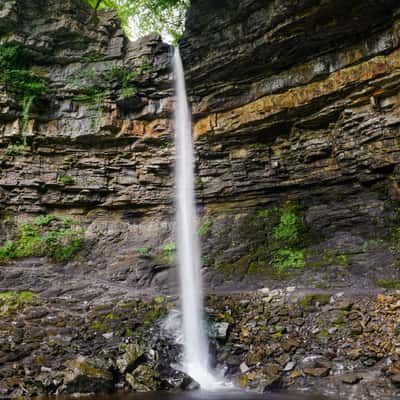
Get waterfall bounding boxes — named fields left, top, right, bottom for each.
left=173, top=48, right=222, bottom=390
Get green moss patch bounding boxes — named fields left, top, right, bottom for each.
left=299, top=294, right=331, bottom=311
left=0, top=215, right=84, bottom=264
left=375, top=279, right=400, bottom=290
left=0, top=291, right=39, bottom=316
left=309, top=251, right=352, bottom=269
left=0, top=44, right=49, bottom=100
left=218, top=201, right=312, bottom=278
left=198, top=218, right=213, bottom=237
left=0, top=44, right=49, bottom=144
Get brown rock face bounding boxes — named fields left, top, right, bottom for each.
left=181, top=0, right=400, bottom=290
left=1, top=0, right=400, bottom=296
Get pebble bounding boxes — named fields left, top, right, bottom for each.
left=284, top=361, right=296, bottom=372
left=240, top=362, right=250, bottom=373
left=341, top=373, right=363, bottom=384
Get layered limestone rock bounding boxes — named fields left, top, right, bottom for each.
left=1, top=0, right=400, bottom=295
left=180, top=0, right=400, bottom=290
left=0, top=0, right=177, bottom=290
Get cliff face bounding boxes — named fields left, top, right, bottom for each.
left=181, top=0, right=400, bottom=290
left=1, top=1, right=400, bottom=398
left=1, top=0, right=400, bottom=293
left=0, top=0, right=176, bottom=293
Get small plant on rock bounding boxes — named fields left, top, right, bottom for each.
left=34, top=214, right=57, bottom=227
left=198, top=218, right=213, bottom=237
left=58, top=175, right=75, bottom=185
left=5, top=142, right=29, bottom=156
left=273, top=248, right=305, bottom=270
left=0, top=291, right=39, bottom=316
left=162, top=242, right=176, bottom=264
left=136, top=246, right=151, bottom=256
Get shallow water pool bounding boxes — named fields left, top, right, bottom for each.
left=39, top=390, right=332, bottom=400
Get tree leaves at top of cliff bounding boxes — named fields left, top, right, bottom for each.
left=86, top=0, right=190, bottom=44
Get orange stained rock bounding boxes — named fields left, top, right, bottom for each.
left=193, top=48, right=400, bottom=137
left=144, top=118, right=172, bottom=137
left=120, top=120, right=146, bottom=136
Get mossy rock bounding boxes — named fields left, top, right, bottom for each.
left=117, top=343, right=145, bottom=374
left=126, top=365, right=159, bottom=392
left=0, top=291, right=40, bottom=316
left=299, top=294, right=331, bottom=311
left=62, top=357, right=114, bottom=394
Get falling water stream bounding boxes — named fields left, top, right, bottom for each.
left=173, top=48, right=223, bottom=390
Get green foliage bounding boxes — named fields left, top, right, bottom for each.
left=121, top=87, right=137, bottom=98
left=163, top=242, right=176, bottom=252
left=336, top=254, right=350, bottom=266
left=0, top=45, right=49, bottom=98
left=73, top=89, right=105, bottom=103
left=42, top=229, right=84, bottom=262
left=0, top=216, right=84, bottom=264
left=107, top=65, right=136, bottom=82
left=106, top=65, right=138, bottom=98
left=375, top=279, right=400, bottom=290
left=309, top=251, right=351, bottom=269
left=269, top=202, right=306, bottom=269
left=136, top=246, right=151, bottom=256
left=62, top=217, right=76, bottom=227
left=82, top=52, right=104, bottom=63
left=154, top=296, right=165, bottom=304
left=86, top=0, right=190, bottom=43
left=273, top=249, right=305, bottom=270
left=0, top=44, right=49, bottom=141
left=163, top=242, right=176, bottom=263
left=220, top=201, right=309, bottom=277
left=5, top=143, right=29, bottom=156
left=0, top=241, right=15, bottom=263
left=13, top=224, right=42, bottom=258
left=143, top=304, right=166, bottom=325
left=58, top=175, right=75, bottom=185
left=273, top=202, right=303, bottom=245
left=0, top=291, right=39, bottom=316
left=256, top=209, right=273, bottom=218
left=0, top=291, right=36, bottom=303
left=66, top=67, right=107, bottom=107
left=34, top=214, right=57, bottom=227
left=198, top=218, right=212, bottom=237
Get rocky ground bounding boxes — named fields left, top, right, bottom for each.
left=1, top=0, right=400, bottom=294
left=0, top=283, right=400, bottom=399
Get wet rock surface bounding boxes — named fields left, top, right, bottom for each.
left=0, top=0, right=400, bottom=294
left=0, top=290, right=400, bottom=399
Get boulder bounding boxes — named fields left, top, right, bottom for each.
left=61, top=356, right=114, bottom=394
left=126, top=365, right=159, bottom=392
left=116, top=343, right=145, bottom=374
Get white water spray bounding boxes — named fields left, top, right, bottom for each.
left=173, top=48, right=222, bottom=390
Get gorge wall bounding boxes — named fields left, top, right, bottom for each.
left=1, top=0, right=400, bottom=295
left=182, top=0, right=400, bottom=290
left=1, top=0, right=400, bottom=398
